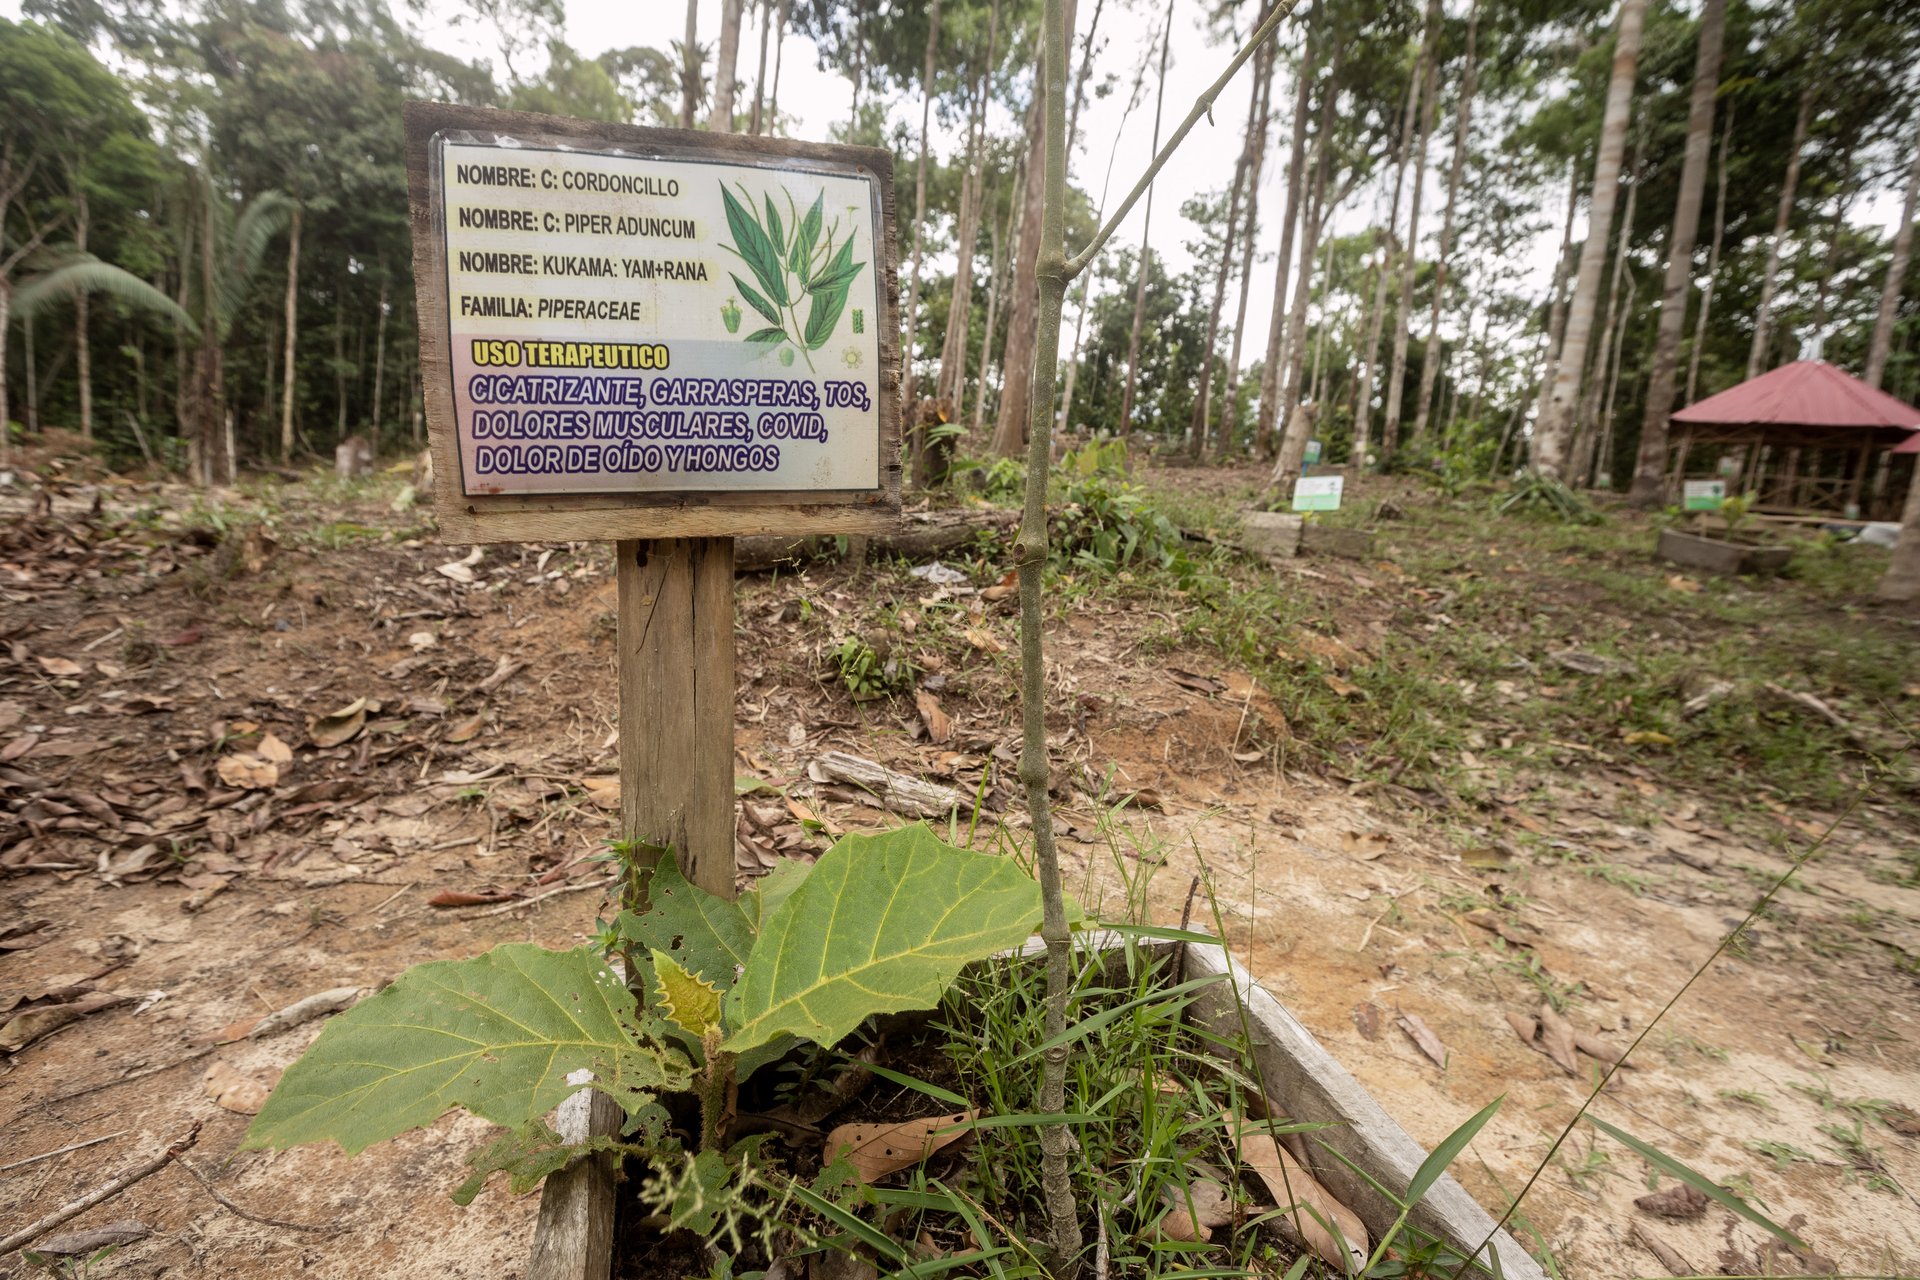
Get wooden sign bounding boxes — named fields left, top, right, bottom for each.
left=1292, top=475, right=1344, bottom=512
left=1683, top=479, right=1726, bottom=511
left=404, top=102, right=901, bottom=544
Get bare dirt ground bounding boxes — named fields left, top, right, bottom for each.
left=3, top=449, right=1917, bottom=1278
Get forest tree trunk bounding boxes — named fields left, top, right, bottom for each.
left=679, top=0, right=700, bottom=129
left=1534, top=0, right=1647, bottom=480
left=1629, top=0, right=1725, bottom=507
left=904, top=0, right=944, bottom=483
left=1254, top=8, right=1316, bottom=456
left=1866, top=138, right=1920, bottom=389
left=1411, top=0, right=1477, bottom=443
left=1747, top=87, right=1813, bottom=378
left=1686, top=111, right=1733, bottom=404
left=709, top=0, right=744, bottom=130
left=1121, top=0, right=1178, bottom=435
left=991, top=103, right=1047, bottom=456
left=281, top=202, right=301, bottom=463
left=1350, top=56, right=1422, bottom=470
left=1382, top=0, right=1443, bottom=455
left=1217, top=29, right=1277, bottom=459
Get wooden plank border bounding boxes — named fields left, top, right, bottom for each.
left=403, top=101, right=903, bottom=544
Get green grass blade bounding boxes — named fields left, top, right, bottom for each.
left=1408, top=1096, right=1503, bottom=1204
left=1586, top=1116, right=1805, bottom=1249
left=786, top=1182, right=908, bottom=1263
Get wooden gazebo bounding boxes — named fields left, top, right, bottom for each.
left=1664, top=361, right=1920, bottom=517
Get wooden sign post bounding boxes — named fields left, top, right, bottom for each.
left=403, top=102, right=899, bottom=1278
left=405, top=101, right=899, bottom=896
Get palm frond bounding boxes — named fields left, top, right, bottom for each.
left=215, top=190, right=296, bottom=333
left=14, top=257, right=200, bottom=339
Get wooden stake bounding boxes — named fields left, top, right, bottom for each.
left=617, top=537, right=737, bottom=901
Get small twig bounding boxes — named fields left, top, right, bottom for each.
left=0, top=1123, right=201, bottom=1259
left=454, top=875, right=613, bottom=919
left=173, top=1157, right=340, bottom=1234
left=34, top=1046, right=216, bottom=1111
left=0, top=1131, right=128, bottom=1175
left=356, top=881, right=417, bottom=917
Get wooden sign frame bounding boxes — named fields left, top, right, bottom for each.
left=403, top=101, right=902, bottom=545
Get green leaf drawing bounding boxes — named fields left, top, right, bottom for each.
left=804, top=282, right=851, bottom=351
left=719, top=183, right=787, bottom=306
left=242, top=944, right=691, bottom=1155
left=716, top=183, right=866, bottom=370
left=723, top=824, right=1046, bottom=1052
left=730, top=272, right=783, bottom=329
left=764, top=193, right=785, bottom=253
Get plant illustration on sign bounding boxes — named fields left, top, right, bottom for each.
left=719, top=182, right=867, bottom=372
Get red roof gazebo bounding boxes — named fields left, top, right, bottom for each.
left=1664, top=361, right=1920, bottom=516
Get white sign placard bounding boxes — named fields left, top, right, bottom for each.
left=436, top=139, right=884, bottom=498
left=1292, top=475, right=1344, bottom=512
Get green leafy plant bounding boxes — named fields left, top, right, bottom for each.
left=830, top=635, right=914, bottom=700
left=245, top=825, right=1046, bottom=1166
left=1494, top=472, right=1602, bottom=525
left=719, top=183, right=866, bottom=372
left=1056, top=471, right=1184, bottom=573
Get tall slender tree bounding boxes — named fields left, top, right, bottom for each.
left=1253, top=5, right=1316, bottom=457
left=1534, top=0, right=1647, bottom=480
left=1120, top=0, right=1175, bottom=435
left=901, top=0, right=942, bottom=445
left=1685, top=110, right=1733, bottom=405
left=1865, top=134, right=1920, bottom=389
left=1411, top=0, right=1478, bottom=443
left=1747, top=87, right=1813, bottom=378
left=1629, top=0, right=1726, bottom=506
left=1381, top=0, right=1443, bottom=454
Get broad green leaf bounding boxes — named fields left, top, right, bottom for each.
left=652, top=949, right=722, bottom=1038
left=740, top=857, right=813, bottom=933
left=720, top=183, right=787, bottom=305
left=730, top=272, right=783, bottom=328
left=724, top=824, right=1045, bottom=1052
left=616, top=854, right=752, bottom=991
left=243, top=944, right=690, bottom=1155
left=1588, top=1116, right=1806, bottom=1249
left=1406, top=1095, right=1501, bottom=1205
left=452, top=1122, right=641, bottom=1205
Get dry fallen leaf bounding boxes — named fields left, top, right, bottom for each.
left=1323, top=674, right=1364, bottom=699
left=1665, top=574, right=1702, bottom=594
left=435, top=560, right=477, bottom=584
left=215, top=753, right=279, bottom=789
left=824, top=1109, right=977, bottom=1183
left=443, top=710, right=486, bottom=744
left=308, top=697, right=368, bottom=748
left=1352, top=1001, right=1383, bottom=1041
left=915, top=689, right=952, bottom=744
left=963, top=626, right=1005, bottom=654
left=256, top=732, right=294, bottom=765
left=1160, top=1177, right=1234, bottom=1241
left=980, top=570, right=1019, bottom=602
left=1505, top=1011, right=1541, bottom=1048
left=1635, top=1183, right=1709, bottom=1220
left=1622, top=729, right=1675, bottom=747
left=1341, top=829, right=1392, bottom=861
left=1884, top=1104, right=1920, bottom=1136
left=37, top=655, right=86, bottom=677
left=1237, top=1131, right=1368, bottom=1270
left=1536, top=1003, right=1581, bottom=1076
left=582, top=776, right=621, bottom=810
left=408, top=630, right=438, bottom=651
left=1398, top=1013, right=1449, bottom=1069
left=203, top=1061, right=271, bottom=1114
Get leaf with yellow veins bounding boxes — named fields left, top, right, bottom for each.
left=652, top=949, right=723, bottom=1038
